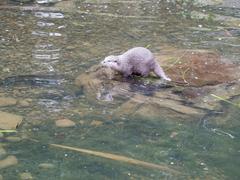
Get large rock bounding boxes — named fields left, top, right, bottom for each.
left=0, top=111, right=23, bottom=130
left=75, top=48, right=240, bottom=121
left=156, top=49, right=240, bottom=87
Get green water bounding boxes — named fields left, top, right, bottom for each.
left=0, top=0, right=240, bottom=179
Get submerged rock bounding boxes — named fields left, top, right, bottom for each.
left=0, top=155, right=18, bottom=169
left=90, top=120, right=103, bottom=126
left=18, top=99, right=32, bottom=107
left=55, top=119, right=76, bottom=128
left=38, top=163, right=55, bottom=169
left=75, top=65, right=127, bottom=103
left=114, top=94, right=205, bottom=120
left=19, top=172, right=33, bottom=180
left=0, top=111, right=23, bottom=130
left=0, top=97, right=17, bottom=107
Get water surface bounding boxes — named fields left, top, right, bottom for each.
left=0, top=0, right=240, bottom=179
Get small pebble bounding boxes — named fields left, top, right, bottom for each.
left=19, top=172, right=33, bottom=180
left=55, top=119, right=76, bottom=128
left=90, top=120, right=103, bottom=126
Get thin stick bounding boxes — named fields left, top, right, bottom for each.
left=211, top=94, right=240, bottom=108
left=49, top=143, right=181, bottom=175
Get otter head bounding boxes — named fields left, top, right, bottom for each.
left=101, top=55, right=120, bottom=69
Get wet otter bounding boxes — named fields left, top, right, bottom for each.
left=101, top=47, right=171, bottom=81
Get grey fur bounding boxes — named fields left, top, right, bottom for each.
left=101, top=47, right=171, bottom=81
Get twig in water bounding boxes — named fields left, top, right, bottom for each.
left=211, top=94, right=240, bottom=108
left=49, top=143, right=181, bottom=175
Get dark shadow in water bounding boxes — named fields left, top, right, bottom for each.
left=0, top=74, right=65, bottom=87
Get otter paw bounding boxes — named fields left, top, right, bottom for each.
left=164, top=77, right=172, bottom=81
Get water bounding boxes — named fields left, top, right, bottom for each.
left=0, top=0, right=240, bottom=179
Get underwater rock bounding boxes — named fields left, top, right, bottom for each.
left=38, top=163, right=55, bottom=169
left=90, top=120, right=103, bottom=126
left=75, top=65, right=126, bottom=103
left=19, top=172, right=33, bottom=180
left=0, top=97, right=17, bottom=107
left=178, top=82, right=240, bottom=111
left=55, top=119, right=76, bottom=128
left=0, top=111, right=22, bottom=130
left=18, top=99, right=32, bottom=107
left=114, top=94, right=204, bottom=121
left=0, top=155, right=18, bottom=169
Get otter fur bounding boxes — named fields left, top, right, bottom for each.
left=101, top=47, right=171, bottom=81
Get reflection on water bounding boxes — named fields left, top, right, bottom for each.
left=0, top=0, right=240, bottom=179
left=34, top=11, right=64, bottom=18
left=36, top=0, right=62, bottom=4
left=32, top=10, right=65, bottom=73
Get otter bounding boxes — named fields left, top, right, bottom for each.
left=101, top=47, right=171, bottom=81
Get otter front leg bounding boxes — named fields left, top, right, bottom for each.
left=154, top=63, right=171, bottom=81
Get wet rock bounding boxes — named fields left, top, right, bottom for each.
left=39, top=163, right=55, bottom=169
left=0, top=111, right=23, bottom=130
left=0, top=97, right=17, bottom=107
left=75, top=47, right=240, bottom=122
left=156, top=49, right=240, bottom=87
left=19, top=172, right=33, bottom=180
left=75, top=65, right=126, bottom=103
left=55, top=119, right=76, bottom=128
left=0, top=155, right=18, bottom=169
left=179, top=82, right=240, bottom=111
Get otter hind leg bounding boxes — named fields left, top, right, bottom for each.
left=153, top=63, right=171, bottom=81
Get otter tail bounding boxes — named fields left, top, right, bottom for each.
left=153, top=63, right=171, bottom=81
